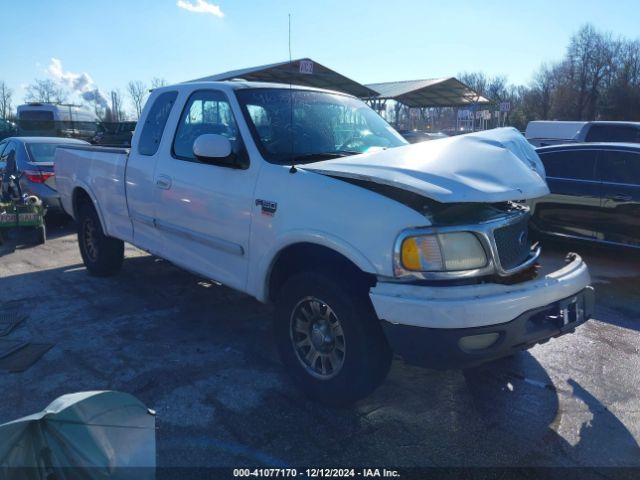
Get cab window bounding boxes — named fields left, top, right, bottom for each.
left=137, top=91, right=178, bottom=156
left=586, top=125, right=640, bottom=143
left=172, top=90, right=244, bottom=162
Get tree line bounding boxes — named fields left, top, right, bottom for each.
left=459, top=24, right=640, bottom=131
left=2, top=24, right=639, bottom=130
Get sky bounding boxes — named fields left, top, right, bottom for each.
left=3, top=0, right=639, bottom=112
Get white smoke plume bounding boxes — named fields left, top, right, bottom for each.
left=47, top=58, right=109, bottom=109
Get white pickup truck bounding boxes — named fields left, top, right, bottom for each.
left=55, top=81, right=594, bottom=405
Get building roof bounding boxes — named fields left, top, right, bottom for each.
left=192, top=58, right=378, bottom=98
left=366, top=78, right=491, bottom=107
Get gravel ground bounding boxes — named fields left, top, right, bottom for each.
left=0, top=220, right=638, bottom=475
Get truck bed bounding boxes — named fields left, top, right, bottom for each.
left=55, top=145, right=134, bottom=242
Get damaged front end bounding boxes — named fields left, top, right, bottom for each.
left=392, top=201, right=539, bottom=282
left=303, top=128, right=551, bottom=284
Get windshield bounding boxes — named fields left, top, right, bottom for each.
left=26, top=143, right=65, bottom=162
left=235, top=88, right=407, bottom=164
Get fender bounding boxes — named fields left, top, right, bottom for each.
left=250, top=229, right=379, bottom=302
left=72, top=181, right=109, bottom=236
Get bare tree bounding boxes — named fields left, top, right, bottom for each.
left=564, top=24, right=618, bottom=119
left=450, top=24, right=640, bottom=131
left=0, top=81, right=13, bottom=119
left=601, top=39, right=640, bottom=119
left=113, top=89, right=125, bottom=122
left=102, top=89, right=126, bottom=123
left=127, top=81, right=148, bottom=119
left=24, top=79, right=69, bottom=104
left=151, top=77, right=168, bottom=89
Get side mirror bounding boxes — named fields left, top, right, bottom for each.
left=193, top=134, right=232, bottom=162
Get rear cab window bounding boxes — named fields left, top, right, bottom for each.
left=586, top=125, right=640, bottom=143
left=137, top=91, right=179, bottom=156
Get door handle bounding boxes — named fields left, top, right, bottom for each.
left=155, top=175, right=172, bottom=190
left=605, top=193, right=632, bottom=202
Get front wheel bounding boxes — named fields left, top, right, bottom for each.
left=274, top=272, right=392, bottom=406
left=77, top=202, right=124, bottom=276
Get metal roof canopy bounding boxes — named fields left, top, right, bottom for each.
left=193, top=58, right=378, bottom=98
left=366, top=78, right=491, bottom=108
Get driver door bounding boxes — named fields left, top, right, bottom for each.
left=153, top=89, right=257, bottom=291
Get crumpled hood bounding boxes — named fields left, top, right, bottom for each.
left=302, top=127, right=549, bottom=203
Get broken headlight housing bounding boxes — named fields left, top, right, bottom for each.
left=397, top=231, right=488, bottom=274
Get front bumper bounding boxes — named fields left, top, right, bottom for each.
left=370, top=254, right=594, bottom=368
left=382, top=287, right=594, bottom=368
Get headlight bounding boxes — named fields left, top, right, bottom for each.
left=400, top=231, right=488, bottom=272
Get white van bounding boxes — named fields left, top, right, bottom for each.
left=16, top=103, right=99, bottom=141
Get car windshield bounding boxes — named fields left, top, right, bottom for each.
left=26, top=143, right=66, bottom=162
left=235, top=88, right=407, bottom=164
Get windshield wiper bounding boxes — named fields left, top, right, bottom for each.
left=291, top=151, right=360, bottom=163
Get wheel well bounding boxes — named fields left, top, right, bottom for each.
left=267, top=243, right=376, bottom=302
left=72, top=188, right=92, bottom=219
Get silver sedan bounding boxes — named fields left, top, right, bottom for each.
left=0, top=136, right=88, bottom=214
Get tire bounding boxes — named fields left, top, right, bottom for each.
left=274, top=271, right=392, bottom=406
left=77, top=202, right=124, bottom=276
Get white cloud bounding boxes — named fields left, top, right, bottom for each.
left=47, top=58, right=109, bottom=108
left=177, top=0, right=224, bottom=17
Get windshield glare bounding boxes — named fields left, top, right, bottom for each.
left=236, top=88, right=407, bottom=164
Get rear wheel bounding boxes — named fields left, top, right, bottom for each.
left=274, top=271, right=392, bottom=406
left=77, top=202, right=124, bottom=276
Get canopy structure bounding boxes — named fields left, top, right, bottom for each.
left=192, top=58, right=378, bottom=98
left=365, top=78, right=491, bottom=107
left=0, top=391, right=156, bottom=480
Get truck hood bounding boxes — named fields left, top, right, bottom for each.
left=302, top=127, right=549, bottom=203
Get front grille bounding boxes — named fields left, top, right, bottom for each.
left=493, top=215, right=531, bottom=270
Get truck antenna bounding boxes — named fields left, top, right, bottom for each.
left=288, top=13, right=297, bottom=174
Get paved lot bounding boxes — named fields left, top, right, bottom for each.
left=0, top=220, right=639, bottom=472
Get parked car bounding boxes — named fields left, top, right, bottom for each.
left=54, top=81, right=593, bottom=405
left=16, top=103, right=100, bottom=142
left=530, top=143, right=640, bottom=248
left=0, top=119, right=17, bottom=141
left=398, top=129, right=448, bottom=144
left=525, top=120, right=640, bottom=147
left=0, top=136, right=89, bottom=213
left=92, top=121, right=137, bottom=147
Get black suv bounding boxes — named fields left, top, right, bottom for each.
left=531, top=143, right=639, bottom=248
left=0, top=119, right=17, bottom=141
